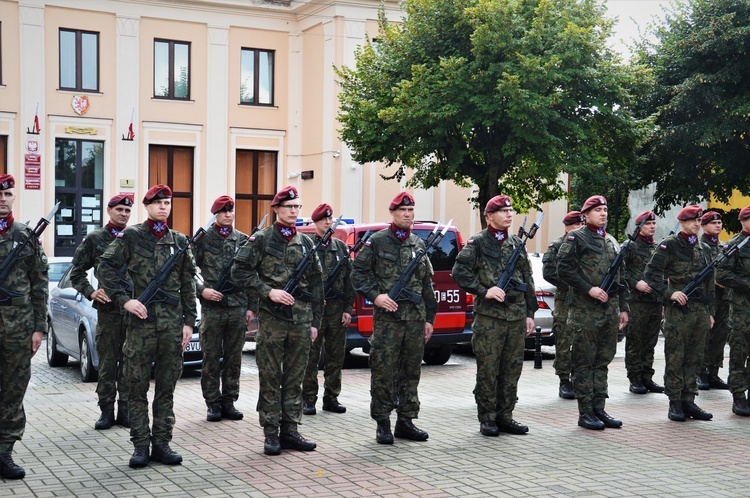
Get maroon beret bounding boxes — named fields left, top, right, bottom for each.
left=0, top=174, right=15, bottom=191
left=389, top=192, right=415, bottom=211
left=311, top=203, right=333, bottom=222
left=581, top=195, right=607, bottom=213
left=142, top=184, right=172, bottom=204
left=677, top=205, right=703, bottom=221
left=211, top=195, right=234, bottom=214
left=635, top=210, right=656, bottom=225
left=739, top=206, right=750, bottom=221
left=562, top=211, right=584, bottom=225
left=271, top=186, right=299, bottom=207
left=484, top=195, right=512, bottom=213
left=701, top=211, right=722, bottom=225
left=108, top=193, right=134, bottom=208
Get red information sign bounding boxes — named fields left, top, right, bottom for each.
left=25, top=153, right=41, bottom=190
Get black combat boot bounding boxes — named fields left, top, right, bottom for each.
left=264, top=427, right=281, bottom=455
left=577, top=412, right=605, bottom=430
left=302, top=400, right=317, bottom=415
left=206, top=403, right=222, bottom=422
left=394, top=418, right=429, bottom=441
left=94, top=405, right=116, bottom=430
left=696, top=373, right=710, bottom=390
left=221, top=401, right=244, bottom=420
left=150, top=442, right=183, bottom=465
left=668, top=400, right=686, bottom=421
left=480, top=421, right=500, bottom=437
left=0, top=449, right=25, bottom=480
left=707, top=374, right=729, bottom=390
left=116, top=403, right=130, bottom=428
left=376, top=420, right=394, bottom=445
left=733, top=398, right=750, bottom=417
left=683, top=401, right=713, bottom=420
left=279, top=431, right=317, bottom=451
left=559, top=379, right=575, bottom=400
left=496, top=418, right=529, bottom=434
left=594, top=408, right=622, bottom=428
left=642, top=378, right=665, bottom=393
left=629, top=380, right=648, bottom=394
left=128, top=445, right=149, bottom=468
left=322, top=398, right=346, bottom=413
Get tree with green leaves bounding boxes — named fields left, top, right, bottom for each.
left=634, top=0, right=750, bottom=213
left=337, top=0, right=643, bottom=226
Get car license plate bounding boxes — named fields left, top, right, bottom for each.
left=185, top=342, right=201, bottom=352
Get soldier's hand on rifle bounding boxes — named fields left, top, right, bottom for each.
left=341, top=312, right=351, bottom=327
left=618, top=311, right=629, bottom=330
left=485, top=286, right=506, bottom=303
left=124, top=299, right=148, bottom=320
left=31, top=331, right=43, bottom=357
left=310, top=327, right=318, bottom=342
left=424, top=322, right=434, bottom=343
left=89, top=288, right=111, bottom=304
left=374, top=294, right=398, bottom=312
left=525, top=317, right=535, bottom=336
left=670, top=290, right=688, bottom=306
left=635, top=280, right=652, bottom=293
left=588, top=286, right=609, bottom=303
left=181, top=325, right=192, bottom=351
left=269, top=289, right=294, bottom=306
left=202, top=288, right=224, bottom=302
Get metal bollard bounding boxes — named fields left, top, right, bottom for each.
left=534, top=326, right=543, bottom=369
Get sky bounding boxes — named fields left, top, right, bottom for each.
left=605, top=0, right=672, bottom=57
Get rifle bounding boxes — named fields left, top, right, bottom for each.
left=673, top=235, right=749, bottom=313
left=213, top=214, right=268, bottom=295
left=137, top=215, right=216, bottom=321
left=496, top=213, right=544, bottom=304
left=600, top=213, right=651, bottom=297
left=388, top=219, right=453, bottom=319
left=274, top=214, right=344, bottom=319
left=324, top=227, right=373, bottom=300
left=0, top=202, right=60, bottom=305
left=668, top=220, right=680, bottom=236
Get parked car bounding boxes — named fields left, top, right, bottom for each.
left=527, top=252, right=556, bottom=349
left=47, top=256, right=73, bottom=293
left=298, top=220, right=471, bottom=365
left=46, top=265, right=203, bottom=382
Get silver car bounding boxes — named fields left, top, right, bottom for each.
left=527, top=252, right=556, bottom=348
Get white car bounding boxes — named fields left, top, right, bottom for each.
left=528, top=252, right=556, bottom=348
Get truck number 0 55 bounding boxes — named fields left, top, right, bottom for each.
left=435, top=289, right=460, bottom=303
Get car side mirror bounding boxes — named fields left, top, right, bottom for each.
left=58, top=287, right=80, bottom=301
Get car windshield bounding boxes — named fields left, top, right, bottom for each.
left=412, top=229, right=459, bottom=271
left=49, top=262, right=72, bottom=282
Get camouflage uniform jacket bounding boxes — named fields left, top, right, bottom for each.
left=193, top=224, right=255, bottom=310
left=542, top=234, right=570, bottom=303
left=557, top=227, right=630, bottom=312
left=716, top=233, right=750, bottom=310
left=351, top=228, right=438, bottom=324
left=0, top=222, right=48, bottom=331
left=452, top=230, right=537, bottom=321
left=314, top=234, right=354, bottom=317
left=643, top=233, right=715, bottom=315
left=622, top=236, right=660, bottom=304
left=97, top=223, right=198, bottom=327
left=230, top=226, right=324, bottom=328
left=70, top=225, right=131, bottom=313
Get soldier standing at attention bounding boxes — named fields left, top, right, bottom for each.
left=193, top=196, right=253, bottom=422
left=70, top=193, right=134, bottom=430
left=98, top=185, right=197, bottom=468
left=698, top=211, right=730, bottom=390
left=452, top=195, right=537, bottom=437
left=715, top=206, right=750, bottom=417
left=623, top=210, right=665, bottom=395
left=542, top=210, right=584, bottom=400
left=644, top=205, right=714, bottom=422
left=557, top=195, right=629, bottom=430
left=0, top=175, right=49, bottom=480
left=351, top=192, right=438, bottom=445
left=302, top=203, right=354, bottom=415
left=231, top=186, right=323, bottom=456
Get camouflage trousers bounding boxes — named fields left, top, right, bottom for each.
left=369, top=319, right=425, bottom=422
left=624, top=301, right=662, bottom=383
left=569, top=305, right=619, bottom=413
left=302, top=311, right=347, bottom=404
left=199, top=305, right=246, bottom=406
left=0, top=306, right=34, bottom=453
left=552, top=300, right=572, bottom=379
left=95, top=310, right=128, bottom=408
left=256, top=309, right=311, bottom=432
left=471, top=314, right=525, bottom=422
left=727, top=313, right=750, bottom=397
left=124, top=317, right=184, bottom=447
left=702, top=297, right=730, bottom=376
left=662, top=302, right=709, bottom=401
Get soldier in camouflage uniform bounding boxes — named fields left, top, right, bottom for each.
left=644, top=205, right=715, bottom=422
left=351, top=192, right=438, bottom=445
left=302, top=203, right=354, bottom=415
left=70, top=193, right=134, bottom=430
left=193, top=196, right=253, bottom=422
left=715, top=206, right=750, bottom=417
left=452, top=195, right=538, bottom=437
left=98, top=185, right=197, bottom=468
left=542, top=210, right=584, bottom=400
left=0, top=175, right=49, bottom=480
left=622, top=210, right=665, bottom=395
left=231, top=186, right=323, bottom=456
left=557, top=195, right=629, bottom=430
left=698, top=211, right=730, bottom=390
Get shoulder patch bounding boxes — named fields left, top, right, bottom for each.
left=364, top=240, right=371, bottom=246
left=249, top=235, right=256, bottom=242
left=115, top=232, right=124, bottom=238
left=566, top=235, right=575, bottom=241
left=659, top=244, right=667, bottom=250
left=547, top=242, right=554, bottom=248
left=467, top=238, right=474, bottom=245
